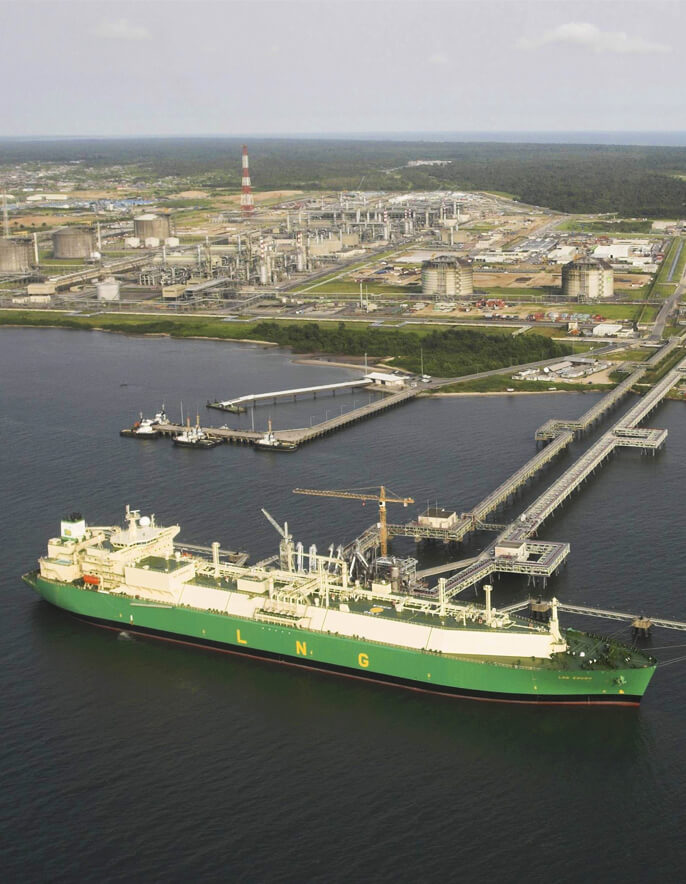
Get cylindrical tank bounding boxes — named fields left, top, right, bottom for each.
left=144, top=236, right=160, bottom=248
left=562, top=258, right=614, bottom=300
left=164, top=236, right=180, bottom=247
left=134, top=213, right=171, bottom=240
left=96, top=277, right=120, bottom=301
left=52, top=227, right=95, bottom=259
left=0, top=238, right=33, bottom=271
left=421, top=256, right=473, bottom=297
left=125, top=236, right=141, bottom=248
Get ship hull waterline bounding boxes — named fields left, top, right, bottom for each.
left=25, top=574, right=654, bottom=706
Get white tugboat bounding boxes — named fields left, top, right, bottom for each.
left=173, top=416, right=219, bottom=449
left=253, top=419, right=298, bottom=452
left=120, top=406, right=170, bottom=439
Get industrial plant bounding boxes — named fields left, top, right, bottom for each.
left=0, top=143, right=682, bottom=344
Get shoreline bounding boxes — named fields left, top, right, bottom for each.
left=430, top=389, right=597, bottom=397
left=0, top=320, right=613, bottom=396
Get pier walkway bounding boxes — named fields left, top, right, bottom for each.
left=387, top=428, right=575, bottom=546
left=507, top=357, right=685, bottom=544
left=208, top=378, right=371, bottom=411
left=500, top=598, right=686, bottom=633
left=435, top=356, right=686, bottom=598
left=416, top=541, right=571, bottom=597
left=274, top=388, right=419, bottom=443
left=156, top=388, right=420, bottom=447
left=535, top=365, right=647, bottom=441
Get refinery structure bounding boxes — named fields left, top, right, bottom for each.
left=0, top=144, right=683, bottom=342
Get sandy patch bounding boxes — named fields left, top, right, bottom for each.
left=170, top=190, right=210, bottom=199
left=220, top=190, right=304, bottom=205
left=474, top=270, right=560, bottom=289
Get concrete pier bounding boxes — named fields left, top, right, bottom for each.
left=208, top=378, right=371, bottom=411
left=155, top=387, right=420, bottom=448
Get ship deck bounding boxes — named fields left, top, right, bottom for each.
left=108, top=558, right=655, bottom=673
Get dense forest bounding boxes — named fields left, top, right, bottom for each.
left=250, top=322, right=570, bottom=376
left=0, top=312, right=570, bottom=377
left=2, top=137, right=686, bottom=217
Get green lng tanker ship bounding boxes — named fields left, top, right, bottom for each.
left=24, top=508, right=656, bottom=705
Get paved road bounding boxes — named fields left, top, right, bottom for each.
left=650, top=257, right=686, bottom=341
left=427, top=342, right=624, bottom=390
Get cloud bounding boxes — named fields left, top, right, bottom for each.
left=428, top=52, right=450, bottom=67
left=518, top=22, right=671, bottom=55
left=92, top=19, right=151, bottom=42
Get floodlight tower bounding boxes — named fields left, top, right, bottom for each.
left=240, top=144, right=254, bottom=216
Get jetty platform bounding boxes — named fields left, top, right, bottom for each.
left=156, top=387, right=419, bottom=447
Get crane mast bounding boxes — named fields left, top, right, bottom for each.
left=293, top=486, right=414, bottom=557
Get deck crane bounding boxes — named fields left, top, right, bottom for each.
left=261, top=508, right=294, bottom=571
left=293, top=486, right=414, bottom=557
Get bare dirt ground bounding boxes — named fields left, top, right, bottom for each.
left=169, top=190, right=210, bottom=199
left=474, top=270, right=559, bottom=288
left=10, top=213, right=95, bottom=229
left=615, top=272, right=652, bottom=288
left=219, top=190, right=304, bottom=205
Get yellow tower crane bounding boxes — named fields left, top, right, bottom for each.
left=293, top=486, right=414, bottom=557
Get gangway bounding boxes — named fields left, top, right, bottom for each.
left=500, top=599, right=686, bottom=633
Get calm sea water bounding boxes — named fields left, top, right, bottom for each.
left=2, top=329, right=686, bottom=883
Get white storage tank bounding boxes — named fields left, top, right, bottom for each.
left=421, top=256, right=474, bottom=297
left=165, top=236, right=180, bottom=247
left=96, top=277, right=120, bottom=301
left=125, top=236, right=141, bottom=248
left=144, top=236, right=160, bottom=248
left=134, top=213, right=172, bottom=240
left=562, top=258, right=614, bottom=300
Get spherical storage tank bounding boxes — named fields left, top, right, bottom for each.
left=133, top=213, right=171, bottom=241
left=421, top=255, right=473, bottom=297
left=52, top=227, right=95, bottom=259
left=96, top=277, right=120, bottom=301
left=562, top=258, right=613, bottom=300
left=0, top=238, right=33, bottom=271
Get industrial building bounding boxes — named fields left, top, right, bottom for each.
left=561, top=257, right=613, bottom=300
left=421, top=256, right=473, bottom=298
left=52, top=227, right=95, bottom=259
left=96, top=277, right=120, bottom=301
left=418, top=507, right=459, bottom=530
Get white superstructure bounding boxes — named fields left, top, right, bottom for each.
left=38, top=508, right=568, bottom=661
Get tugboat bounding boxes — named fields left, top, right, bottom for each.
left=120, top=406, right=170, bottom=439
left=173, top=416, right=219, bottom=449
left=253, top=419, right=298, bottom=453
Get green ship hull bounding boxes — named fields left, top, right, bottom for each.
left=25, top=573, right=655, bottom=705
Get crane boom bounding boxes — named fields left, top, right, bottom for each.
left=293, top=486, right=414, bottom=556
left=261, top=507, right=286, bottom=539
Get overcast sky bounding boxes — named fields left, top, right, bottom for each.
left=1, top=0, right=683, bottom=137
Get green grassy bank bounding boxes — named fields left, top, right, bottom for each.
left=0, top=310, right=571, bottom=378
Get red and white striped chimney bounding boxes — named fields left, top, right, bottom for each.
left=240, top=144, right=254, bottom=215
